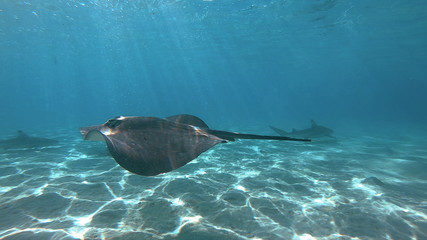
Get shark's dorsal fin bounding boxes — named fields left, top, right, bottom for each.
left=17, top=130, right=29, bottom=139
left=310, top=120, right=317, bottom=127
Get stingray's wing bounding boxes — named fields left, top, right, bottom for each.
left=165, top=114, right=210, bottom=128
left=82, top=116, right=225, bottom=176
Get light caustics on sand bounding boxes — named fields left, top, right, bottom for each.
left=0, top=132, right=426, bottom=239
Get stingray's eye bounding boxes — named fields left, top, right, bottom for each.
left=105, top=118, right=122, bottom=129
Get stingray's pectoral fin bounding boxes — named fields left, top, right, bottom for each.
left=208, top=130, right=311, bottom=142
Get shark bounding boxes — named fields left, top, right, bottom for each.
left=270, top=120, right=334, bottom=139
left=0, top=130, right=59, bottom=150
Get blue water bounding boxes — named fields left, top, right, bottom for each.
left=1, top=0, right=427, bottom=239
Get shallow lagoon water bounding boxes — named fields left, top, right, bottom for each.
left=1, top=0, right=426, bottom=239
left=0, top=129, right=426, bottom=240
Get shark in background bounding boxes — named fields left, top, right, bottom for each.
left=0, top=130, right=59, bottom=151
left=270, top=120, right=334, bottom=139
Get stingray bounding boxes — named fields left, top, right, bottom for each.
left=79, top=114, right=310, bottom=176
left=270, top=120, right=334, bottom=139
left=0, top=130, right=58, bottom=150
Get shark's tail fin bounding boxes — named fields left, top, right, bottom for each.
left=269, top=125, right=292, bottom=137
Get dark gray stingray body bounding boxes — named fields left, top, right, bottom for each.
left=80, top=114, right=310, bottom=176
left=270, top=120, right=334, bottom=139
left=0, top=131, right=58, bottom=150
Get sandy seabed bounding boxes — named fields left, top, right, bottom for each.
left=0, top=130, right=426, bottom=240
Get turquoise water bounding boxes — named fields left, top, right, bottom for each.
left=1, top=130, right=426, bottom=239
left=0, top=0, right=426, bottom=239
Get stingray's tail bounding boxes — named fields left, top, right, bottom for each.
left=208, top=130, right=311, bottom=142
